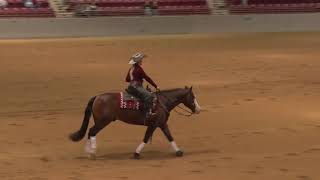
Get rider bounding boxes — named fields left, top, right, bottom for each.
left=126, top=53, right=160, bottom=118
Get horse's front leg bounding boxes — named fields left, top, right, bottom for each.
left=160, top=124, right=183, bottom=157
left=133, top=125, right=157, bottom=159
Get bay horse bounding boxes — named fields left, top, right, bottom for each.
left=69, top=86, right=201, bottom=159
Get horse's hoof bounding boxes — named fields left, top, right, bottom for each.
left=133, top=153, right=141, bottom=159
left=176, top=150, right=184, bottom=157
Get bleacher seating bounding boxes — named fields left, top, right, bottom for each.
left=65, top=0, right=210, bottom=16
left=157, top=5, right=210, bottom=15
left=0, top=0, right=55, bottom=17
left=228, top=0, right=320, bottom=14
left=93, top=6, right=145, bottom=16
left=67, top=0, right=145, bottom=9
left=157, top=0, right=210, bottom=15
left=0, top=0, right=210, bottom=17
left=66, top=0, right=145, bottom=16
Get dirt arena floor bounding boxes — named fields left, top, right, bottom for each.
left=1, top=32, right=320, bottom=180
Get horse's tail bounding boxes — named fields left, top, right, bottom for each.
left=69, top=96, right=96, bottom=142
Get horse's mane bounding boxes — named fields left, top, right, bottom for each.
left=156, top=88, right=189, bottom=95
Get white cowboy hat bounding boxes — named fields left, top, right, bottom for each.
left=129, top=53, right=146, bottom=64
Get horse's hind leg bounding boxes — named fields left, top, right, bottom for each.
left=85, top=117, right=112, bottom=159
left=133, top=125, right=157, bottom=159
left=160, top=124, right=183, bottom=157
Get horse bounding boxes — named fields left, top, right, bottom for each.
left=69, top=86, right=201, bottom=159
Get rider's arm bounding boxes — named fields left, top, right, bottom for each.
left=140, top=67, right=157, bottom=88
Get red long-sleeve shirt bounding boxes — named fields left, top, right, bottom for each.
left=126, top=65, right=157, bottom=88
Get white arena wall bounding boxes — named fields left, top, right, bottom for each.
left=1, top=14, right=320, bottom=38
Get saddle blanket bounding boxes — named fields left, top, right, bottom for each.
left=119, top=92, right=143, bottom=110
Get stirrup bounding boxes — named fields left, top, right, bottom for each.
left=146, top=110, right=156, bottom=119
left=144, top=112, right=155, bottom=126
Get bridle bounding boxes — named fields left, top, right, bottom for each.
left=173, top=105, right=193, bottom=117
left=156, top=90, right=194, bottom=117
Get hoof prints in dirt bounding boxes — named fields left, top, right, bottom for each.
left=269, top=97, right=277, bottom=101
left=279, top=168, right=289, bottom=172
left=286, top=152, right=299, bottom=156
left=243, top=170, right=258, bottom=174
left=189, top=160, right=202, bottom=164
left=116, top=177, right=129, bottom=180
left=279, top=127, right=298, bottom=133
left=150, top=164, right=163, bottom=168
left=7, top=123, right=24, bottom=127
left=224, top=132, right=248, bottom=138
left=297, top=175, right=312, bottom=180
left=253, top=166, right=263, bottom=170
left=28, top=177, right=48, bottom=180
left=39, top=156, right=51, bottom=163
left=232, top=102, right=240, bottom=105
left=68, top=177, right=82, bottom=180
left=264, top=156, right=274, bottom=159
left=220, top=156, right=234, bottom=160
left=251, top=131, right=265, bottom=135
left=2, top=161, right=14, bottom=166
left=47, top=117, right=57, bottom=121
left=24, top=140, right=33, bottom=144
left=208, top=164, right=217, bottom=168
left=303, top=148, right=320, bottom=153
left=302, top=123, right=320, bottom=129
left=189, top=170, right=203, bottom=173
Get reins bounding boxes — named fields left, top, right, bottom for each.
left=174, top=106, right=193, bottom=117
left=156, top=90, right=193, bottom=117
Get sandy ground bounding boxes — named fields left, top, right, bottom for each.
left=0, top=33, right=320, bottom=180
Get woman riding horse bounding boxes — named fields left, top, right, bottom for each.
left=126, top=53, right=160, bottom=119
left=69, top=54, right=202, bottom=159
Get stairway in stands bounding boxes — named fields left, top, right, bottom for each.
left=210, top=0, right=228, bottom=15
left=49, top=0, right=74, bottom=17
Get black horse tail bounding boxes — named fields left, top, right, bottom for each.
left=69, top=96, right=96, bottom=142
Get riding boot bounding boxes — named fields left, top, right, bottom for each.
left=149, top=108, right=156, bottom=116
left=144, top=100, right=156, bottom=121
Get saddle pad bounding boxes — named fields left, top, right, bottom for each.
left=119, top=92, right=143, bottom=110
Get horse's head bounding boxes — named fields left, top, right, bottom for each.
left=182, top=86, right=201, bottom=114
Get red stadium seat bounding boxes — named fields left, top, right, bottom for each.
left=229, top=0, right=320, bottom=14
left=0, top=7, right=55, bottom=17
left=156, top=0, right=209, bottom=15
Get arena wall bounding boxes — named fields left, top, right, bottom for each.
left=1, top=14, right=320, bottom=38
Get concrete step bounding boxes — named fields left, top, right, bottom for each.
left=56, top=13, right=74, bottom=18
left=211, top=0, right=229, bottom=15
left=49, top=0, right=74, bottom=17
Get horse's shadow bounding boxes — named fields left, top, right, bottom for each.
left=75, top=148, right=220, bottom=161
left=97, top=150, right=176, bottom=161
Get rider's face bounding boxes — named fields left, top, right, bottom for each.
left=139, top=60, right=143, bottom=65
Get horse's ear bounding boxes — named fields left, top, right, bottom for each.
left=185, top=86, right=189, bottom=89
left=189, top=86, right=193, bottom=92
